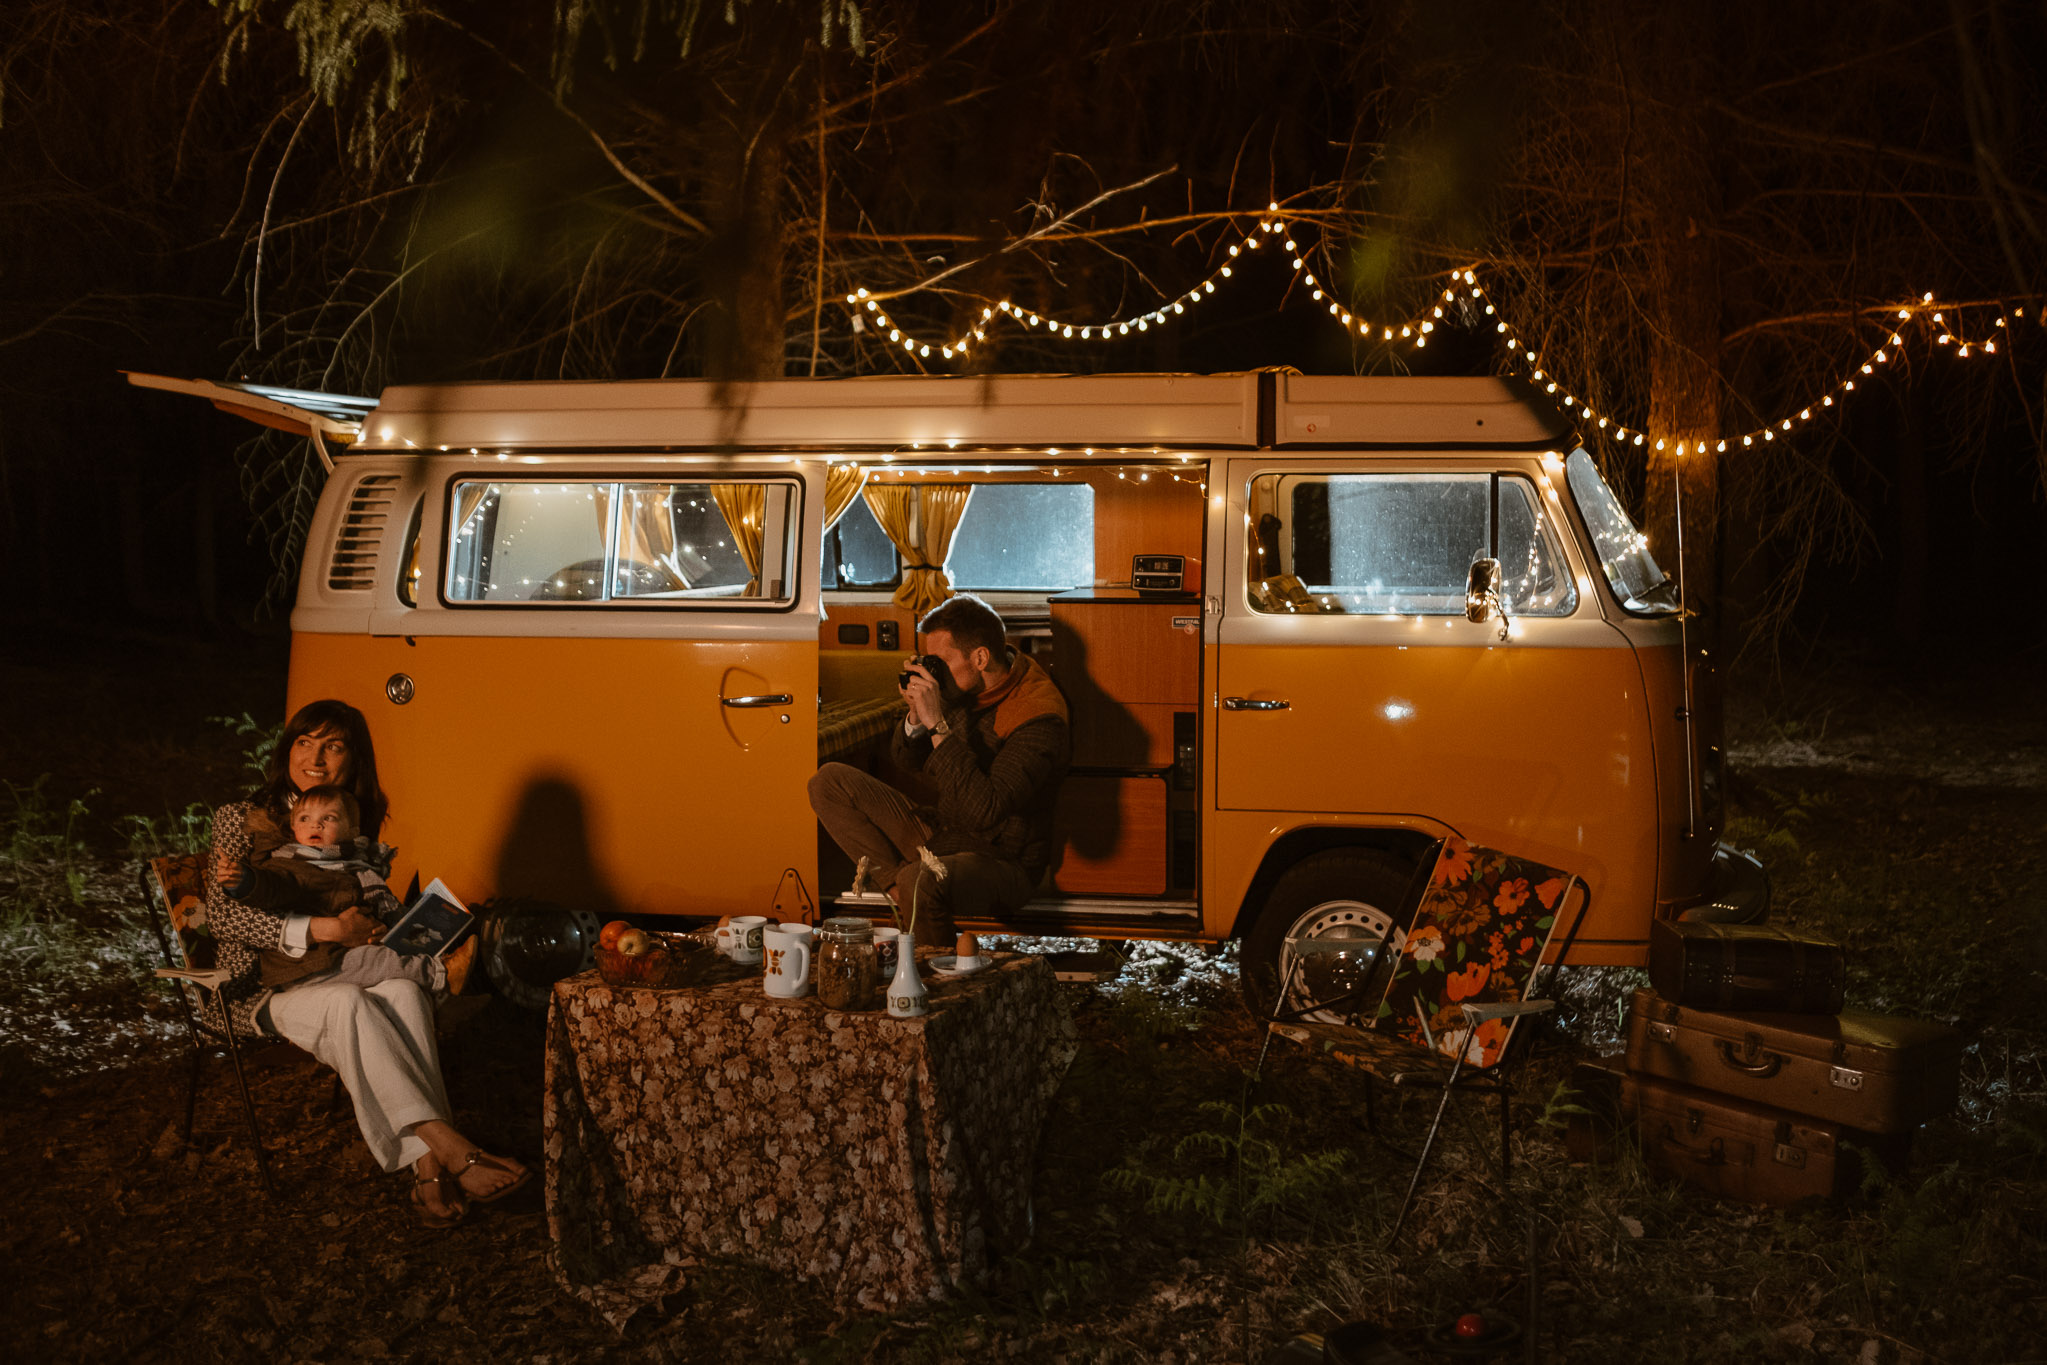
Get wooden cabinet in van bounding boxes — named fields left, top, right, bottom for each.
left=1048, top=589, right=1201, bottom=897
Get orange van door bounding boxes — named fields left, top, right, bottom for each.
left=289, top=463, right=821, bottom=920
left=1210, top=458, right=1659, bottom=959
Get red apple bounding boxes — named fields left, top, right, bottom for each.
left=615, top=928, right=652, bottom=957
left=598, top=920, right=633, bottom=951
left=1453, top=1313, right=1487, bottom=1339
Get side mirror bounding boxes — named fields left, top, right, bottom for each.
left=1465, top=557, right=1512, bottom=640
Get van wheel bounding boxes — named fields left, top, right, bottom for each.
left=1242, top=850, right=1412, bottom=1023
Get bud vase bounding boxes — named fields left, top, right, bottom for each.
left=886, top=941, right=929, bottom=1018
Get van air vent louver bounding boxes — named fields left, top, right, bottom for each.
left=327, top=474, right=399, bottom=592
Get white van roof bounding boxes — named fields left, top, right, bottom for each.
left=130, top=371, right=1568, bottom=453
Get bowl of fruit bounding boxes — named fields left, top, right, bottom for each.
left=595, top=921, right=719, bottom=990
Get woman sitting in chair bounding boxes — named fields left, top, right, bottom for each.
left=203, top=699, right=528, bottom=1227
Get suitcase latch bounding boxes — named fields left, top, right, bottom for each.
left=1649, top=1022, right=1676, bottom=1044
left=1827, top=1065, right=1864, bottom=1091
left=1773, top=1143, right=1806, bottom=1169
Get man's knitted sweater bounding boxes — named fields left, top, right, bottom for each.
left=889, top=651, right=1070, bottom=877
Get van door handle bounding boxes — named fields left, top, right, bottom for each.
left=1222, top=697, right=1290, bottom=711
left=722, top=694, right=793, bottom=708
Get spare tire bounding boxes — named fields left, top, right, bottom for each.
left=476, top=897, right=603, bottom=1010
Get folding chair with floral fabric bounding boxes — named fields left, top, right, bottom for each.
left=1259, top=837, right=1588, bottom=1243
left=140, top=852, right=279, bottom=1196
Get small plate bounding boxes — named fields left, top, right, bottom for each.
left=930, top=954, right=993, bottom=976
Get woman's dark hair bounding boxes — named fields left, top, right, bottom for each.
left=258, top=700, right=389, bottom=838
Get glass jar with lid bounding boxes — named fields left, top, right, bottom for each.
left=815, top=916, right=882, bottom=1011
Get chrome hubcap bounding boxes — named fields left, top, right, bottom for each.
left=1279, top=899, right=1403, bottom=1024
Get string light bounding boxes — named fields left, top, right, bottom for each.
left=1470, top=276, right=2026, bottom=453
left=842, top=207, right=2035, bottom=454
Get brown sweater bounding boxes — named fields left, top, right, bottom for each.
left=232, top=844, right=403, bottom=989
left=889, top=651, right=1070, bottom=876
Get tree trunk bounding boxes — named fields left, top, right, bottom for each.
left=700, top=57, right=800, bottom=386
left=726, top=130, right=790, bottom=382
left=1632, top=8, right=1724, bottom=653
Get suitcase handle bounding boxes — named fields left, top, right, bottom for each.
left=1715, top=1039, right=1785, bottom=1078
left=1654, top=1126, right=1728, bottom=1166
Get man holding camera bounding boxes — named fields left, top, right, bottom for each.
left=808, top=593, right=1070, bottom=949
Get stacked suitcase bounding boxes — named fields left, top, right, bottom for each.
left=1581, top=920, right=1962, bottom=1205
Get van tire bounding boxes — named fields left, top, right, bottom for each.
left=1242, top=849, right=1413, bottom=1022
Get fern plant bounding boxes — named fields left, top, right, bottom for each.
left=1104, top=1098, right=1348, bottom=1233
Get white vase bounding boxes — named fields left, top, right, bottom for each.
left=886, top=940, right=929, bottom=1017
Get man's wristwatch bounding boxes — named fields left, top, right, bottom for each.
left=933, top=720, right=952, bottom=737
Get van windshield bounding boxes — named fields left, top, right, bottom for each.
left=1563, top=450, right=1678, bottom=615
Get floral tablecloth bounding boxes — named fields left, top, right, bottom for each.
left=544, top=952, right=1075, bottom=1324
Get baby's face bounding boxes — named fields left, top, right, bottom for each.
left=292, top=801, right=354, bottom=849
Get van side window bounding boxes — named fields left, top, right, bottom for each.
left=947, top=483, right=1095, bottom=590
left=445, top=478, right=800, bottom=606
left=1247, top=472, right=1576, bottom=616
left=821, top=497, right=901, bottom=590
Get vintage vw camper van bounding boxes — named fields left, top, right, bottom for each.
left=132, top=370, right=1766, bottom=1009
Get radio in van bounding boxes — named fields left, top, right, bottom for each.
left=1132, top=553, right=1186, bottom=592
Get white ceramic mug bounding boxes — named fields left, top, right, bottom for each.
left=714, top=925, right=735, bottom=957
left=871, top=925, right=902, bottom=979
left=762, top=926, right=813, bottom=998
left=728, top=914, right=769, bottom=965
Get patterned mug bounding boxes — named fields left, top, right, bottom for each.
left=762, top=927, right=813, bottom=998
left=728, top=915, right=769, bottom=965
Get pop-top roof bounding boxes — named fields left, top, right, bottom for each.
left=129, top=370, right=1568, bottom=454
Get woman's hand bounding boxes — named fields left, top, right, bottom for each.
left=212, top=846, right=239, bottom=889
left=311, top=906, right=383, bottom=948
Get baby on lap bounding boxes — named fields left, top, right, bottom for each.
left=226, top=784, right=443, bottom=995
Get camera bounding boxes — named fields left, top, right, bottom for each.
left=898, top=654, right=954, bottom=694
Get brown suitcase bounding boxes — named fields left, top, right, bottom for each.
left=1649, top=918, right=1846, bottom=1014
left=1622, top=1073, right=1849, bottom=1205
left=1624, top=988, right=1961, bottom=1132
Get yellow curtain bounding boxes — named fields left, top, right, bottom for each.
left=711, top=483, right=767, bottom=595
left=912, top=485, right=972, bottom=616
left=861, top=484, right=925, bottom=614
left=860, top=483, right=972, bottom=618
left=862, top=483, right=917, bottom=566
left=616, top=486, right=688, bottom=592
left=822, top=464, right=867, bottom=531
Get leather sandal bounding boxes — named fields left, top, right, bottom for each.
left=455, top=1149, right=532, bottom=1204
left=410, top=1173, right=467, bottom=1229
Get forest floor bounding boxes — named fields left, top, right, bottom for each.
left=0, top=627, right=2042, bottom=1364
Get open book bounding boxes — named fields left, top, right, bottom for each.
left=381, top=878, right=473, bottom=960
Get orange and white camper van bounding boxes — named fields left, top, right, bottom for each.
left=132, top=370, right=1765, bottom=1008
